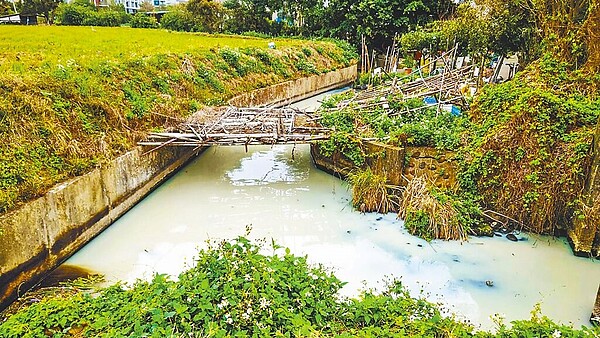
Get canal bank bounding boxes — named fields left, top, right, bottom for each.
left=0, top=65, right=357, bottom=311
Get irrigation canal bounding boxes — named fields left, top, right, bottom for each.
left=58, top=90, right=600, bottom=330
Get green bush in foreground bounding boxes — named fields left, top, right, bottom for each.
left=1, top=237, right=598, bottom=337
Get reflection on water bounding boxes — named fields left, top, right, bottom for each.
left=66, top=144, right=600, bottom=330
left=227, top=146, right=308, bottom=186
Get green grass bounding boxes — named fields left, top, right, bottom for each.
left=0, top=26, right=356, bottom=213
left=0, top=26, right=313, bottom=72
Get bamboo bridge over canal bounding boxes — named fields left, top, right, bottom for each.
left=138, top=107, right=330, bottom=152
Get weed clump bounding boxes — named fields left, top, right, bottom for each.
left=399, top=177, right=469, bottom=241
left=348, top=168, right=396, bottom=213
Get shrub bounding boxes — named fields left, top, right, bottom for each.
left=56, top=3, right=128, bottom=27
left=56, top=3, right=89, bottom=25
left=160, top=8, right=196, bottom=31
left=130, top=12, right=158, bottom=29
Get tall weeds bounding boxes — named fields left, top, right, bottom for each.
left=398, top=177, right=468, bottom=241
left=347, top=168, right=396, bottom=213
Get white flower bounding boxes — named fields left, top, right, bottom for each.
left=244, top=274, right=252, bottom=281
left=241, top=312, right=250, bottom=320
left=259, top=298, right=271, bottom=310
left=552, top=330, right=562, bottom=338
left=224, top=313, right=233, bottom=325
left=217, top=298, right=229, bottom=310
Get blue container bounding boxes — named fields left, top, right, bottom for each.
left=423, top=96, right=437, bottom=105
left=451, top=105, right=461, bottom=116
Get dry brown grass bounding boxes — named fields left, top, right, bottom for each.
left=348, top=168, right=397, bottom=213
left=398, top=176, right=468, bottom=241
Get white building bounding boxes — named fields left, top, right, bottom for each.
left=113, top=0, right=186, bottom=14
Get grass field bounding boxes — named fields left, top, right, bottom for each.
left=0, top=26, right=320, bottom=74
left=0, top=26, right=356, bottom=213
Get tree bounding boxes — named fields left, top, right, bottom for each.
left=21, top=0, right=62, bottom=23
left=56, top=2, right=90, bottom=25
left=319, top=0, right=454, bottom=50
left=161, top=4, right=196, bottom=31
left=522, top=0, right=599, bottom=71
left=186, top=0, right=225, bottom=33
left=223, top=0, right=271, bottom=34
left=139, top=0, right=154, bottom=12
left=270, top=0, right=326, bottom=35
left=71, top=0, right=93, bottom=9
left=0, top=0, right=14, bottom=15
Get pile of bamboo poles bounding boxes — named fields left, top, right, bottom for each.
left=138, top=107, right=331, bottom=152
left=325, top=45, right=475, bottom=115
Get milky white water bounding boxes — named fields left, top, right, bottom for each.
left=64, top=91, right=600, bottom=331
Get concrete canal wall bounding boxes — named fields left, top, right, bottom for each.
left=229, top=65, right=357, bottom=107
left=311, top=141, right=458, bottom=189
left=0, top=147, right=201, bottom=310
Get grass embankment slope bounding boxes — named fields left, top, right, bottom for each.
left=0, top=26, right=356, bottom=213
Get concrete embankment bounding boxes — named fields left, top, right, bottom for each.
left=0, top=147, right=200, bottom=310
left=310, top=141, right=458, bottom=189
left=0, top=65, right=357, bottom=311
left=229, top=65, right=357, bottom=107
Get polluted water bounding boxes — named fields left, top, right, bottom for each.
left=65, top=144, right=600, bottom=330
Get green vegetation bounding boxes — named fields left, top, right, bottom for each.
left=0, top=26, right=356, bottom=213
left=458, top=56, right=600, bottom=234
left=347, top=168, right=396, bottom=213
left=1, top=236, right=597, bottom=337
left=55, top=1, right=130, bottom=27
left=319, top=96, right=468, bottom=152
left=317, top=95, right=468, bottom=168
